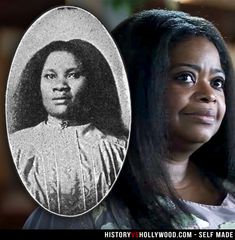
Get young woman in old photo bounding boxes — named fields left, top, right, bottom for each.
left=9, top=39, right=128, bottom=216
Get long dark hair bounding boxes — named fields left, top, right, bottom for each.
left=11, top=39, right=127, bottom=138
left=112, top=9, right=235, bottom=228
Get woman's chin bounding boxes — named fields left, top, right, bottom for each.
left=184, top=131, right=214, bottom=145
left=176, top=123, right=219, bottom=145
left=48, top=110, right=69, bottom=120
left=171, top=130, right=214, bottom=148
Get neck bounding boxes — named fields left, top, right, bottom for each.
left=46, top=114, right=90, bottom=127
left=165, top=157, right=191, bottom=189
left=165, top=154, right=224, bottom=205
left=165, top=142, right=224, bottom=204
left=165, top=141, right=202, bottom=189
left=46, top=115, right=79, bottom=128
left=166, top=137, right=204, bottom=187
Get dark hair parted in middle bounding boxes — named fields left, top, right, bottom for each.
left=12, top=39, right=127, bottom=138
left=112, top=9, right=235, bottom=228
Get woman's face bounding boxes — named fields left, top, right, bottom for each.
left=166, top=37, right=226, bottom=148
left=40, top=50, right=87, bottom=119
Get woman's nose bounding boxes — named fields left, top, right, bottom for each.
left=53, top=76, right=70, bottom=92
left=194, top=82, right=216, bottom=103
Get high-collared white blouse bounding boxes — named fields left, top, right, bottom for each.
left=9, top=117, right=127, bottom=216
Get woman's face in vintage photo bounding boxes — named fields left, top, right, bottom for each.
left=166, top=37, right=226, bottom=146
left=40, top=50, right=87, bottom=119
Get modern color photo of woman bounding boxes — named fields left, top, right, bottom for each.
left=23, top=9, right=235, bottom=229
left=8, top=39, right=128, bottom=216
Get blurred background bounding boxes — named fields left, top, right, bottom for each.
left=1, top=0, right=235, bottom=229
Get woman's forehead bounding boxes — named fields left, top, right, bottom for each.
left=169, top=37, right=221, bottom=67
left=44, top=50, right=83, bottom=68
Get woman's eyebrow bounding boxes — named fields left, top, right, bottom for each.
left=170, top=63, right=225, bottom=75
left=66, top=67, right=80, bottom=72
left=42, top=68, right=56, bottom=73
left=65, top=67, right=82, bottom=74
left=170, top=63, right=200, bottom=71
left=211, top=68, right=225, bottom=76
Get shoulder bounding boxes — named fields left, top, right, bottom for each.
left=81, top=124, right=127, bottom=149
left=9, top=122, right=44, bottom=143
left=90, top=195, right=133, bottom=229
left=9, top=123, right=45, bottom=154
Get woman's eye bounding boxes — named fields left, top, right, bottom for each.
left=67, top=72, right=80, bottom=79
left=44, top=73, right=56, bottom=80
left=211, top=78, right=225, bottom=90
left=174, top=73, right=195, bottom=84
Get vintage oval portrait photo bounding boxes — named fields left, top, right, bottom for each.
left=6, top=6, right=131, bottom=217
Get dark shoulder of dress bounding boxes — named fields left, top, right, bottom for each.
left=23, top=194, right=134, bottom=229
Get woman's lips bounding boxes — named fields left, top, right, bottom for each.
left=52, top=96, right=71, bottom=104
left=182, top=109, right=216, bottom=125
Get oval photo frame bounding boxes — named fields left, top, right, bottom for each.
left=6, top=6, right=131, bottom=217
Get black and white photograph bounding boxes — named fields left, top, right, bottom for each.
left=5, top=6, right=131, bottom=217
